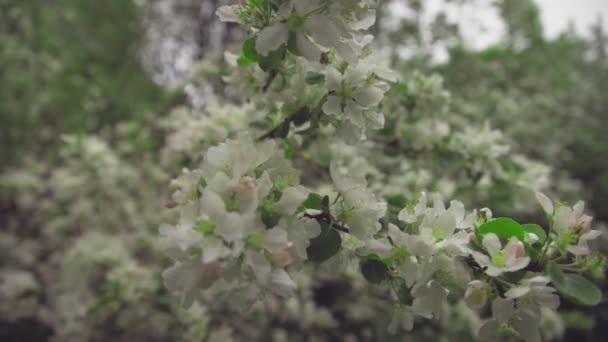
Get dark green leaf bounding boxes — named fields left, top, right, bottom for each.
left=291, top=107, right=312, bottom=126
left=287, top=32, right=299, bottom=55
left=360, top=259, right=391, bottom=284
left=258, top=45, right=286, bottom=71
left=305, top=72, right=325, bottom=85
left=477, top=217, right=525, bottom=241
left=522, top=223, right=546, bottom=244
left=548, top=261, right=602, bottom=306
left=321, top=195, right=330, bottom=212
left=307, top=223, right=342, bottom=263
left=302, top=193, right=323, bottom=210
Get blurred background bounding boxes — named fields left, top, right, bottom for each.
left=1, top=0, right=607, bottom=341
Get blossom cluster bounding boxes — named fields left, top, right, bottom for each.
left=155, top=2, right=607, bottom=341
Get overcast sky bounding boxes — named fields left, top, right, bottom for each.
left=421, top=0, right=608, bottom=49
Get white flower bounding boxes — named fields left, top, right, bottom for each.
left=322, top=65, right=389, bottom=130
left=569, top=229, right=601, bottom=256
left=255, top=1, right=347, bottom=62
left=505, top=275, right=559, bottom=312
left=340, top=186, right=386, bottom=240
left=398, top=192, right=427, bottom=224
left=472, top=234, right=530, bottom=277
left=479, top=297, right=542, bottom=342
left=163, top=259, right=221, bottom=308
left=282, top=216, right=321, bottom=261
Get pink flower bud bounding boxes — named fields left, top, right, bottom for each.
left=164, top=199, right=177, bottom=208
left=232, top=176, right=255, bottom=193
left=270, top=249, right=293, bottom=267
left=515, top=241, right=525, bottom=258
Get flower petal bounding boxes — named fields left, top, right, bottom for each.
left=256, top=23, right=288, bottom=55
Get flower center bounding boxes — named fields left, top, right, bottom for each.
left=491, top=251, right=506, bottom=267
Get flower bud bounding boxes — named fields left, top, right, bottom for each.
left=232, top=176, right=255, bottom=193
left=200, top=261, right=222, bottom=289
left=464, top=280, right=489, bottom=310
left=515, top=240, right=525, bottom=258
left=270, top=249, right=293, bottom=267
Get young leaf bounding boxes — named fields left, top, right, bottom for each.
left=477, top=218, right=525, bottom=241
left=547, top=261, right=602, bottom=306
left=242, top=37, right=260, bottom=62
left=307, top=223, right=342, bottom=263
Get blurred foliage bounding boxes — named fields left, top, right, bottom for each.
left=0, top=0, right=169, bottom=168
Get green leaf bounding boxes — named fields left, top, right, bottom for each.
left=242, top=37, right=259, bottom=62
left=522, top=223, right=547, bottom=244
left=360, top=259, right=391, bottom=284
left=321, top=195, right=330, bottom=212
left=287, top=32, right=299, bottom=56
left=302, top=193, right=323, bottom=210
left=307, top=223, right=342, bottom=263
left=305, top=72, right=325, bottom=85
left=355, top=248, right=394, bottom=267
left=547, top=261, right=602, bottom=306
left=284, top=138, right=294, bottom=159
left=258, top=45, right=286, bottom=71
left=385, top=194, right=407, bottom=208
left=237, top=55, right=255, bottom=66
left=477, top=217, right=525, bottom=241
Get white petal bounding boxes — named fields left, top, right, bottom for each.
left=200, top=191, right=226, bottom=220
left=504, top=286, right=530, bottom=299
left=580, top=229, right=601, bottom=241
left=505, top=257, right=530, bottom=272
left=296, top=32, right=322, bottom=62
left=322, top=95, right=342, bottom=115
left=325, top=67, right=342, bottom=91
left=278, top=186, right=308, bottom=214
left=535, top=192, right=554, bottom=215
left=217, top=212, right=244, bottom=242
left=492, top=297, right=514, bottom=323
left=353, top=85, right=385, bottom=107
left=345, top=100, right=364, bottom=127
left=305, top=14, right=341, bottom=48
left=482, top=233, right=502, bottom=256
left=268, top=269, right=296, bottom=297
left=388, top=224, right=407, bottom=246
left=256, top=23, right=288, bottom=55
left=245, top=250, right=271, bottom=283
left=344, top=65, right=368, bottom=86
left=216, top=5, right=242, bottom=23
left=472, top=251, right=491, bottom=268
left=264, top=227, right=289, bottom=253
